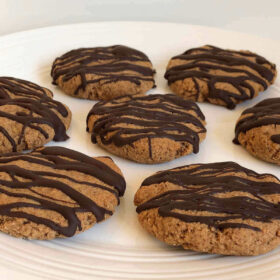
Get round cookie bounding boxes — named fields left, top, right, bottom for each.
left=51, top=45, right=155, bottom=100
left=233, top=98, right=280, bottom=164
left=86, top=94, right=206, bottom=164
left=0, top=77, right=71, bottom=153
left=134, top=162, right=280, bottom=256
left=0, top=146, right=126, bottom=239
left=164, top=45, right=277, bottom=109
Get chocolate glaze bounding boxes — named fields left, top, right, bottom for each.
left=136, top=162, right=280, bottom=231
left=0, top=146, right=126, bottom=237
left=0, top=76, right=53, bottom=99
left=0, top=77, right=69, bottom=151
left=87, top=94, right=206, bottom=157
left=234, top=98, right=280, bottom=145
left=51, top=45, right=156, bottom=95
left=164, top=45, right=276, bottom=109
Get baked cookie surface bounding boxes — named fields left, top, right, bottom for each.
left=0, top=146, right=126, bottom=240
left=0, top=77, right=71, bottom=153
left=134, top=162, right=280, bottom=255
left=86, top=94, right=206, bottom=163
left=234, top=98, right=280, bottom=164
left=164, top=45, right=277, bottom=109
left=51, top=45, right=155, bottom=100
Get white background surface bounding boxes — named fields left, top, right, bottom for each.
left=1, top=0, right=280, bottom=40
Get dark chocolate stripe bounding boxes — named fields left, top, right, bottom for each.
left=39, top=146, right=126, bottom=196
left=164, top=45, right=276, bottom=109
left=51, top=45, right=155, bottom=95
left=136, top=161, right=280, bottom=231
left=87, top=94, right=206, bottom=156
left=0, top=76, right=51, bottom=99
left=0, top=77, right=69, bottom=150
left=0, top=126, right=16, bottom=152
left=0, top=146, right=126, bottom=237
left=233, top=98, right=280, bottom=145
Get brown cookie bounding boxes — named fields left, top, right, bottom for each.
left=164, top=45, right=277, bottom=109
left=134, top=162, right=280, bottom=256
left=233, top=98, right=280, bottom=164
left=0, top=77, right=71, bottom=153
left=51, top=45, right=155, bottom=100
left=0, top=146, right=126, bottom=240
left=86, top=94, right=206, bottom=164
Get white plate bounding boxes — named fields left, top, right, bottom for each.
left=0, top=22, right=280, bottom=280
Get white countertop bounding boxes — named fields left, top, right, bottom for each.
left=1, top=0, right=280, bottom=40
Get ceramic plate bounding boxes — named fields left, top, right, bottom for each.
left=0, top=22, right=280, bottom=280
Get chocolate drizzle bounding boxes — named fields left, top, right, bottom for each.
left=51, top=45, right=155, bottom=95
left=0, top=77, right=70, bottom=152
left=234, top=98, right=280, bottom=145
left=164, top=45, right=276, bottom=109
left=0, top=146, right=126, bottom=237
left=136, top=162, right=280, bottom=231
left=87, top=94, right=206, bottom=157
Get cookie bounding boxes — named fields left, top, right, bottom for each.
left=134, top=162, right=280, bottom=256
left=164, top=45, right=277, bottom=109
left=0, top=146, right=126, bottom=239
left=51, top=45, right=155, bottom=100
left=0, top=77, right=71, bottom=153
left=86, top=94, right=206, bottom=164
left=233, top=98, right=280, bottom=164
